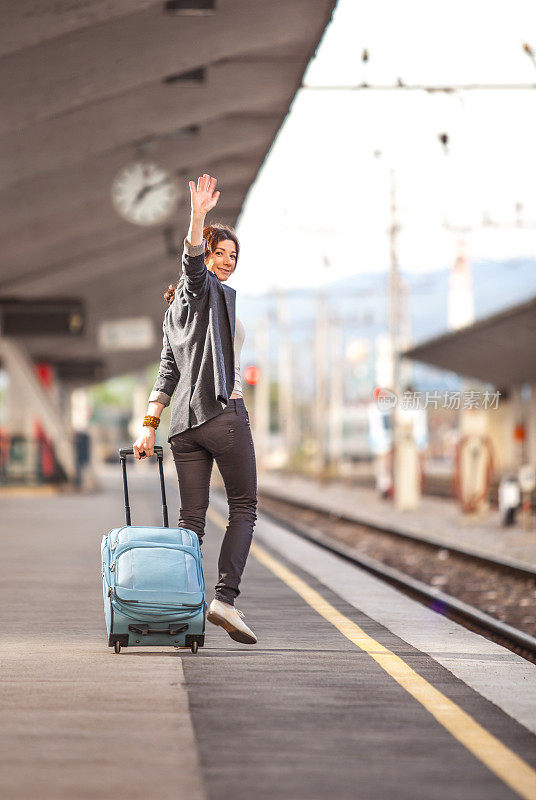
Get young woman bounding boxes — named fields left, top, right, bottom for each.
left=133, top=173, right=258, bottom=645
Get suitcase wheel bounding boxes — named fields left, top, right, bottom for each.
left=191, top=641, right=199, bottom=654
left=114, top=641, right=121, bottom=654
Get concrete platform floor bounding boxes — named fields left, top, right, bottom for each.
left=1, top=462, right=536, bottom=800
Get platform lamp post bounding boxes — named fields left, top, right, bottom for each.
left=388, top=166, right=402, bottom=397
left=372, top=152, right=423, bottom=509
left=328, top=310, right=344, bottom=473
left=314, top=255, right=333, bottom=479
left=276, top=288, right=296, bottom=468
left=253, top=310, right=271, bottom=471
left=380, top=159, right=414, bottom=508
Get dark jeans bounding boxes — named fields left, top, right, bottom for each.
left=169, top=398, right=257, bottom=605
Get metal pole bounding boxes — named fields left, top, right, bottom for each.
left=388, top=166, right=401, bottom=394
left=276, top=289, right=295, bottom=466
left=328, top=311, right=344, bottom=471
left=315, top=285, right=329, bottom=475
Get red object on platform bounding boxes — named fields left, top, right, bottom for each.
left=32, top=364, right=56, bottom=478
left=514, top=424, right=526, bottom=442
left=33, top=420, right=55, bottom=478
left=35, top=362, right=53, bottom=389
left=244, top=365, right=261, bottom=385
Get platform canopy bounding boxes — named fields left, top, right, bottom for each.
left=0, top=0, right=335, bottom=384
left=402, top=296, right=536, bottom=389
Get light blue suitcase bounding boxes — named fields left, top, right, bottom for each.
left=101, top=446, right=206, bottom=654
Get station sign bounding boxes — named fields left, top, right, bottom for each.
left=0, top=298, right=84, bottom=336
left=98, top=317, right=155, bottom=351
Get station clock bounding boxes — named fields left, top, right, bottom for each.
left=111, top=161, right=179, bottom=226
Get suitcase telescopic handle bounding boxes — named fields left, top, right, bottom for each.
left=118, top=446, right=169, bottom=528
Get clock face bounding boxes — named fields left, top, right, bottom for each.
left=111, top=161, right=179, bottom=226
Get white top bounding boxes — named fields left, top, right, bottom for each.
left=230, top=316, right=245, bottom=398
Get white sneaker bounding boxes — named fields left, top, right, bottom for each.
left=207, top=598, right=257, bottom=644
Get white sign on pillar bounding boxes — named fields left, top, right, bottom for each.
left=518, top=464, right=536, bottom=494
left=71, top=388, right=92, bottom=432
left=98, top=318, right=154, bottom=351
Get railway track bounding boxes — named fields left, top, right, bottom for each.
left=257, top=491, right=536, bottom=664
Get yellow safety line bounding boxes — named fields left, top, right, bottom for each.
left=207, top=507, right=536, bottom=800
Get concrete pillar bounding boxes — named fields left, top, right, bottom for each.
left=511, top=386, right=525, bottom=468
left=393, top=408, right=421, bottom=510
left=6, top=369, right=33, bottom=438
left=314, top=287, right=329, bottom=474
left=70, top=386, right=99, bottom=490
left=328, top=313, right=344, bottom=469
left=527, top=384, right=536, bottom=466
left=486, top=395, right=516, bottom=473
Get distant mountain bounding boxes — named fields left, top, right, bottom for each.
left=237, top=259, right=536, bottom=395
left=406, top=259, right=536, bottom=344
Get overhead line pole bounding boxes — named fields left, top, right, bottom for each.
left=388, top=167, right=401, bottom=395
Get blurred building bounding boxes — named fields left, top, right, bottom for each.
left=404, top=295, right=536, bottom=474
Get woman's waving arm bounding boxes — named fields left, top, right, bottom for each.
left=182, top=173, right=220, bottom=299
left=187, top=173, right=220, bottom=245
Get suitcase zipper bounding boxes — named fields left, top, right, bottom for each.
left=109, top=527, right=198, bottom=552
left=111, top=590, right=204, bottom=621
left=112, top=587, right=202, bottom=609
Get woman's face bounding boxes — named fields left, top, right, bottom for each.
left=206, top=238, right=237, bottom=282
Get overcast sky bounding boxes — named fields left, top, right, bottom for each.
left=231, top=0, right=536, bottom=295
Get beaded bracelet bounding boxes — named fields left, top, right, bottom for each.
left=143, top=415, right=160, bottom=429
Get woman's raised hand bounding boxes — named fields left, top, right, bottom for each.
left=188, top=173, right=220, bottom=217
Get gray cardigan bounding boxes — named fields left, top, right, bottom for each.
left=148, top=237, right=236, bottom=441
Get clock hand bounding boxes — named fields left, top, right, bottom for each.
left=131, top=177, right=171, bottom=207
left=145, top=176, right=171, bottom=193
